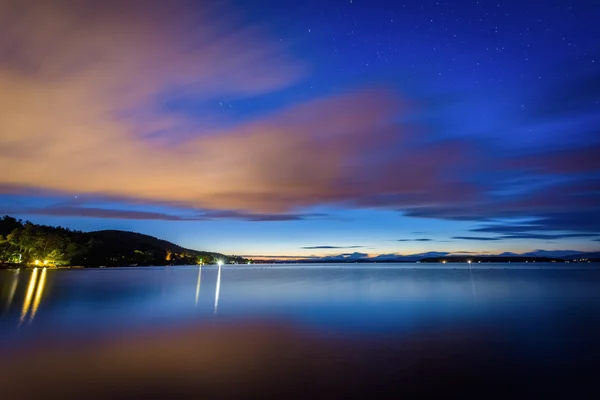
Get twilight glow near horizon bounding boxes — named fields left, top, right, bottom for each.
left=0, top=0, right=599, bottom=258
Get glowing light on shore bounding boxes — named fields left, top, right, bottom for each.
left=29, top=268, right=47, bottom=322
left=19, top=268, right=38, bottom=326
left=34, top=260, right=40, bottom=266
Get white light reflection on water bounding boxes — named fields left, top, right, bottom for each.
left=214, top=263, right=222, bottom=315
left=195, top=266, right=202, bottom=308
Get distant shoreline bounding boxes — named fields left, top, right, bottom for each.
left=3, top=256, right=597, bottom=270
left=253, top=256, right=598, bottom=264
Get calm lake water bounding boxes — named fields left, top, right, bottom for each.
left=2, top=263, right=600, bottom=397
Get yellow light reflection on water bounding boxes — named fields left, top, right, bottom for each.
left=29, top=267, right=47, bottom=322
left=19, top=268, right=38, bottom=326
left=5, top=269, right=19, bottom=312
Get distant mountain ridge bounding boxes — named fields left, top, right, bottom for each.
left=262, top=249, right=600, bottom=263
left=87, top=230, right=223, bottom=258
left=76, top=229, right=233, bottom=267
left=519, top=250, right=588, bottom=258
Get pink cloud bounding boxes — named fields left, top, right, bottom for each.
left=0, top=0, right=480, bottom=215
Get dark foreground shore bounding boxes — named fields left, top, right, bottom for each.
left=1, top=320, right=599, bottom=398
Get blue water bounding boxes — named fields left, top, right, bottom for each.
left=2, top=263, right=600, bottom=397
left=2, top=263, right=600, bottom=343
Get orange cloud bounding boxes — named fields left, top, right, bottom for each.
left=0, top=0, right=476, bottom=215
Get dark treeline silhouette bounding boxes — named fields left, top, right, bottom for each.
left=0, top=215, right=246, bottom=267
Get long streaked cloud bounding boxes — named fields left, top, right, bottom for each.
left=453, top=236, right=501, bottom=241
left=406, top=176, right=600, bottom=238
left=299, top=245, right=364, bottom=249
left=397, top=238, right=432, bottom=242
left=454, top=233, right=599, bottom=241
left=0, top=204, right=325, bottom=222
left=22, top=207, right=199, bottom=221
left=199, top=210, right=327, bottom=222
left=501, top=233, right=600, bottom=240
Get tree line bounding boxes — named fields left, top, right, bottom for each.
left=0, top=216, right=79, bottom=266
left=0, top=215, right=247, bottom=267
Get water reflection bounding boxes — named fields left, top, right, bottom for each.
left=2, top=264, right=600, bottom=341
left=19, top=268, right=39, bottom=326
left=469, top=262, right=477, bottom=300
left=214, top=263, right=222, bottom=315
left=2, top=265, right=600, bottom=400
left=30, top=267, right=47, bottom=322
left=195, top=266, right=202, bottom=308
left=4, top=269, right=19, bottom=313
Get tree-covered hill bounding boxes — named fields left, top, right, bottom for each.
left=0, top=215, right=246, bottom=267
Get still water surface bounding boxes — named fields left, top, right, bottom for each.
left=2, top=263, right=600, bottom=341
left=2, top=263, right=600, bottom=397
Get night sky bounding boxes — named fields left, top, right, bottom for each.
left=0, top=0, right=599, bottom=258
